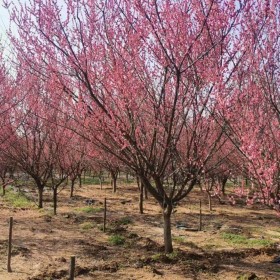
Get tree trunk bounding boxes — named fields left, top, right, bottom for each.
left=70, top=179, right=75, bottom=198
left=139, top=181, right=144, bottom=214
left=136, top=176, right=140, bottom=191
left=221, top=176, right=228, bottom=195
left=53, top=187, right=57, bottom=215
left=144, top=186, right=148, bottom=200
left=207, top=191, right=212, bottom=211
left=111, top=172, right=117, bottom=193
left=112, top=176, right=117, bottom=193
left=38, top=187, right=44, bottom=208
left=163, top=204, right=173, bottom=253
left=78, top=174, right=82, bottom=188
left=99, top=175, right=103, bottom=190
left=2, top=185, right=5, bottom=196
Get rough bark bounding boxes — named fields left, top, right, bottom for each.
left=38, top=187, right=44, bottom=208
left=78, top=174, right=82, bottom=188
left=111, top=171, right=118, bottom=193
left=70, top=179, right=75, bottom=198
left=163, top=204, right=173, bottom=253
left=139, top=181, right=144, bottom=214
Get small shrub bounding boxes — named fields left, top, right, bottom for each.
left=166, top=250, right=179, bottom=260
left=80, top=222, right=95, bottom=230
left=151, top=253, right=162, bottom=261
left=109, top=234, right=125, bottom=245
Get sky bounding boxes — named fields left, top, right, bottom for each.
left=0, top=2, right=12, bottom=59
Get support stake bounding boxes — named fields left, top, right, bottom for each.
left=7, top=217, right=13, bottom=272
left=199, top=200, right=202, bottom=231
left=103, top=198, right=107, bottom=232
left=69, top=255, right=75, bottom=280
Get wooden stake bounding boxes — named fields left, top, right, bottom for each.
left=69, top=255, right=75, bottom=280
left=7, top=217, right=13, bottom=272
left=199, top=200, right=202, bottom=231
left=103, top=198, right=107, bottom=232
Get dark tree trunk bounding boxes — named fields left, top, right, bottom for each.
left=38, top=187, right=44, bottom=208
left=53, top=187, right=58, bottom=215
left=144, top=186, right=148, bottom=200
left=70, top=179, right=75, bottom=198
left=78, top=174, right=82, bottom=188
left=2, top=185, right=5, bottom=196
left=111, top=171, right=117, bottom=193
left=112, top=176, right=117, bottom=193
left=221, top=176, right=228, bottom=195
left=163, top=204, right=173, bottom=253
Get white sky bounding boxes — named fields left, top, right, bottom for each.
left=0, top=2, right=12, bottom=59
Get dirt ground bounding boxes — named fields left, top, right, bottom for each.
left=0, top=179, right=280, bottom=280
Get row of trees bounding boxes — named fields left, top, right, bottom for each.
left=0, top=0, right=279, bottom=253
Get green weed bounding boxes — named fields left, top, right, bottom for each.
left=108, top=234, right=125, bottom=245
left=80, top=222, right=95, bottom=230
left=173, top=236, right=185, bottom=244
left=3, top=188, right=34, bottom=208
left=221, top=233, right=272, bottom=247
left=151, top=253, right=162, bottom=261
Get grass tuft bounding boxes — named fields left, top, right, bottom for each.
left=3, top=188, right=34, bottom=208
left=221, top=233, right=272, bottom=247
left=108, top=234, right=125, bottom=245
left=80, top=222, right=95, bottom=230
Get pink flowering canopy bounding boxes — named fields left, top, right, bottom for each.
left=2, top=0, right=279, bottom=252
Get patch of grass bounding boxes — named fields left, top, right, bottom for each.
left=76, top=206, right=103, bottom=214
left=151, top=253, right=162, bottom=261
left=3, top=188, right=34, bottom=208
left=151, top=251, right=180, bottom=263
left=237, top=273, right=260, bottom=280
left=166, top=250, right=179, bottom=260
left=108, top=234, right=125, bottom=246
left=116, top=216, right=133, bottom=225
left=82, top=176, right=109, bottom=185
left=173, top=236, right=200, bottom=249
left=80, top=222, right=95, bottom=230
left=173, top=236, right=185, bottom=244
left=221, top=233, right=272, bottom=247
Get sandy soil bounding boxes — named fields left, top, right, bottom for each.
left=0, top=180, right=280, bottom=280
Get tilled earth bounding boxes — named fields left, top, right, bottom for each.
left=0, top=181, right=280, bottom=279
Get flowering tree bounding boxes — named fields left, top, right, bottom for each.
left=7, top=0, right=269, bottom=253
left=216, top=0, right=280, bottom=209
